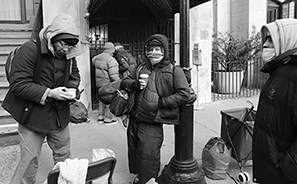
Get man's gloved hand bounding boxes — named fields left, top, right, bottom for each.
left=158, top=98, right=164, bottom=109
left=132, top=80, right=141, bottom=90
left=75, top=88, right=82, bottom=100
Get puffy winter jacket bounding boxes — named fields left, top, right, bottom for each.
left=121, top=34, right=190, bottom=124
left=92, top=50, right=120, bottom=89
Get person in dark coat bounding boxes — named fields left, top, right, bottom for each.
left=253, top=19, right=297, bottom=184
left=113, top=42, right=138, bottom=128
left=114, top=42, right=137, bottom=79
left=120, top=34, right=191, bottom=184
left=2, top=13, right=81, bottom=184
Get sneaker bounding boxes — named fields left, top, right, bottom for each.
left=131, top=174, right=139, bottom=184
left=98, top=115, right=104, bottom=123
left=122, top=116, right=129, bottom=128
left=104, top=119, right=118, bottom=125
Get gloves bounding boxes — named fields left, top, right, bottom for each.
left=158, top=98, right=164, bottom=109
left=75, top=88, right=82, bottom=100
left=132, top=80, right=141, bottom=90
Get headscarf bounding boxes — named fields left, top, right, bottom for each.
left=261, top=18, right=297, bottom=57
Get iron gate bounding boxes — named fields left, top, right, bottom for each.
left=89, top=19, right=174, bottom=109
left=212, top=57, right=269, bottom=101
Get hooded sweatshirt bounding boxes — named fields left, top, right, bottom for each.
left=2, top=13, right=81, bottom=133
left=253, top=19, right=297, bottom=183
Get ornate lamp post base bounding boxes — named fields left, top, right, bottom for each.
left=158, top=156, right=206, bottom=184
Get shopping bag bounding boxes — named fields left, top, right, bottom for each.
left=69, top=100, right=89, bottom=124
left=202, top=137, right=231, bottom=180
left=110, top=90, right=134, bottom=116
left=98, top=81, right=121, bottom=105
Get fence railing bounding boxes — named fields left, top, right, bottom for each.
left=211, top=57, right=269, bottom=101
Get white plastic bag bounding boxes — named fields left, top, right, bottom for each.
left=91, top=148, right=115, bottom=184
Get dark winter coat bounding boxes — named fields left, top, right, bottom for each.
left=253, top=55, right=297, bottom=184
left=114, top=48, right=137, bottom=78
left=253, top=19, right=297, bottom=184
left=120, top=34, right=190, bottom=124
left=2, top=24, right=80, bottom=134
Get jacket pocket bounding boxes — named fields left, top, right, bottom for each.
left=2, top=90, right=35, bottom=125
left=20, top=103, right=34, bottom=124
left=278, top=152, right=297, bottom=182
left=154, top=107, right=179, bottom=125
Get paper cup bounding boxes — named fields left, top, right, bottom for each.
left=140, top=74, right=149, bottom=83
left=66, top=88, right=76, bottom=99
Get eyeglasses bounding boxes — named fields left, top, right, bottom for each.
left=57, top=40, right=74, bottom=51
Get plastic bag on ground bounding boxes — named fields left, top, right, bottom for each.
left=202, top=137, right=231, bottom=180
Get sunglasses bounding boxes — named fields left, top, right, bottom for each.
left=57, top=40, right=74, bottom=51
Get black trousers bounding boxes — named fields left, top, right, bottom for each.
left=127, top=116, right=164, bottom=184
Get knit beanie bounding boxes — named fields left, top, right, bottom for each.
left=51, top=33, right=79, bottom=45
left=147, top=39, right=162, bottom=47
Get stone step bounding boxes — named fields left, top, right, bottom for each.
left=0, top=123, right=19, bottom=147
left=0, top=87, right=8, bottom=102
left=0, top=53, right=9, bottom=65
left=0, top=113, right=18, bottom=147
left=0, top=30, right=32, bottom=37
left=0, top=43, right=22, bottom=53
left=0, top=24, right=32, bottom=146
left=0, top=80, right=9, bottom=88
left=0, top=103, right=10, bottom=117
left=0, top=23, right=32, bottom=30
left=0, top=37, right=30, bottom=44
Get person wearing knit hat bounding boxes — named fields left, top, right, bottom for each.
left=120, top=34, right=190, bottom=184
left=253, top=19, right=297, bottom=184
left=5, top=13, right=81, bottom=184
left=113, top=42, right=137, bottom=128
left=92, top=42, right=120, bottom=125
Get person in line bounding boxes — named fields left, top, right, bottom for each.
left=120, top=34, right=191, bottom=184
left=114, top=42, right=137, bottom=79
left=92, top=42, right=120, bottom=125
left=253, top=19, right=297, bottom=184
left=113, top=42, right=138, bottom=128
left=3, top=13, right=81, bottom=184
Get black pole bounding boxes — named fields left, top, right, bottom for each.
left=158, top=0, right=205, bottom=183
left=295, top=0, right=297, bottom=19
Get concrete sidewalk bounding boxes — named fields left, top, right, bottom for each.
left=0, top=95, right=259, bottom=184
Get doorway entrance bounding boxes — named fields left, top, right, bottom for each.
left=88, top=0, right=175, bottom=109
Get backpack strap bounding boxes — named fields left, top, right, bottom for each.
left=33, top=37, right=43, bottom=84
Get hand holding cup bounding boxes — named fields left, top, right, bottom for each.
left=65, top=88, right=76, bottom=99
left=139, top=74, right=149, bottom=89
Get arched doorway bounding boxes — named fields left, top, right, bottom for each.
left=87, top=0, right=175, bottom=109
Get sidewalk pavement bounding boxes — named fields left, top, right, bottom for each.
left=0, top=95, right=259, bottom=184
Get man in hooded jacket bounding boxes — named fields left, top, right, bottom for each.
left=120, top=34, right=191, bottom=184
left=253, top=19, right=297, bottom=184
left=2, top=13, right=81, bottom=184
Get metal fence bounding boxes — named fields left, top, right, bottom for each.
left=212, top=57, right=269, bottom=101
